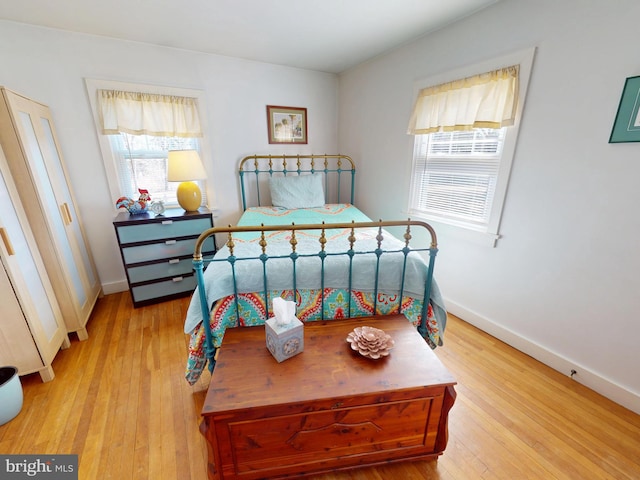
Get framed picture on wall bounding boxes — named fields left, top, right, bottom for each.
left=609, top=75, right=640, bottom=143
left=267, top=105, right=308, bottom=144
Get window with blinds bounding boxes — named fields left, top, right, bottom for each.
left=409, top=128, right=506, bottom=230
left=85, top=79, right=210, bottom=211
left=109, top=132, right=205, bottom=206
left=406, top=48, right=535, bottom=243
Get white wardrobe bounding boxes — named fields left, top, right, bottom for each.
left=0, top=87, right=101, bottom=345
left=0, top=142, right=70, bottom=382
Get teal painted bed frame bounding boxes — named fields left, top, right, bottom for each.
left=192, top=154, right=439, bottom=374
left=239, top=154, right=356, bottom=210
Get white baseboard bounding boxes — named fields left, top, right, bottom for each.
left=101, top=280, right=129, bottom=296
left=444, top=298, right=640, bottom=415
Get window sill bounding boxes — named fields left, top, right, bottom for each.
left=405, top=211, right=500, bottom=248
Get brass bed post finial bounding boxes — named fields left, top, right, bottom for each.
left=319, top=221, right=327, bottom=252
left=259, top=224, right=267, bottom=255
left=404, top=220, right=412, bottom=248
left=348, top=221, right=356, bottom=250
left=376, top=220, right=384, bottom=250
left=310, top=157, right=315, bottom=173
left=226, top=228, right=235, bottom=257
left=290, top=223, right=297, bottom=253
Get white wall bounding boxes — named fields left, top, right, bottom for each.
left=0, top=20, right=338, bottom=293
left=339, top=0, right=640, bottom=413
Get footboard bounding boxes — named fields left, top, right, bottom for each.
left=192, top=220, right=439, bottom=376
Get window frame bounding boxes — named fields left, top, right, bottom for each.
left=407, top=47, right=536, bottom=247
left=107, top=132, right=205, bottom=206
left=85, top=78, right=212, bottom=211
left=410, top=127, right=507, bottom=230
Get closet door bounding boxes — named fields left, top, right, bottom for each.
left=0, top=88, right=101, bottom=340
left=0, top=144, right=68, bottom=382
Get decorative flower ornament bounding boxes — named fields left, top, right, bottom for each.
left=346, top=326, right=394, bottom=359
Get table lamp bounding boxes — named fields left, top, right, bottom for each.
left=167, top=150, right=207, bottom=211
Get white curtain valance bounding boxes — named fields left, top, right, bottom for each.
left=407, top=65, right=519, bottom=134
left=97, top=90, right=203, bottom=137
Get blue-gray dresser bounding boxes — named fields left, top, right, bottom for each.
left=113, top=208, right=216, bottom=307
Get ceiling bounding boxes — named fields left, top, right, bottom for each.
left=0, top=0, right=498, bottom=73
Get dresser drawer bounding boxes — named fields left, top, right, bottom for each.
left=126, top=257, right=194, bottom=284
left=122, top=237, right=215, bottom=265
left=116, top=217, right=212, bottom=244
left=131, top=274, right=197, bottom=303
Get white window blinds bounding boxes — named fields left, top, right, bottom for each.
left=97, top=90, right=203, bottom=138
left=407, top=65, right=519, bottom=134
left=409, top=129, right=505, bottom=227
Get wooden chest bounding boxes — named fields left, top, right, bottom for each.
left=200, top=315, right=456, bottom=479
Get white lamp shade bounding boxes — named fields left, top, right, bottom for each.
left=167, top=150, right=207, bottom=181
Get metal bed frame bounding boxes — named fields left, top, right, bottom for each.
left=191, top=154, right=439, bottom=374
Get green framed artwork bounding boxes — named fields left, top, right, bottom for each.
left=609, top=75, right=640, bottom=143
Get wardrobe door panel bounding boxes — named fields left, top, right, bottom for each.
left=39, top=115, right=97, bottom=288
left=0, top=266, right=43, bottom=373
left=16, top=110, right=88, bottom=306
left=0, top=143, right=66, bottom=379
left=0, top=171, right=61, bottom=342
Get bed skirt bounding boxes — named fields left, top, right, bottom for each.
left=185, top=288, right=441, bottom=385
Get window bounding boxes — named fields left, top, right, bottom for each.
left=410, top=128, right=506, bottom=230
left=406, top=48, right=535, bottom=245
left=108, top=132, right=205, bottom=205
left=85, top=79, right=210, bottom=209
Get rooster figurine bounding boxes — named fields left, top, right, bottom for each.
left=116, top=188, right=151, bottom=214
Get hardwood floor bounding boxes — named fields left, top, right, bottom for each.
left=1, top=292, right=638, bottom=479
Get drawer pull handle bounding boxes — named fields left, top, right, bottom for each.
left=168, top=258, right=180, bottom=264
left=172, top=276, right=184, bottom=282
left=60, top=203, right=72, bottom=225
left=0, top=228, right=15, bottom=256
left=165, top=239, right=177, bottom=245
left=64, top=203, right=73, bottom=224
left=162, top=220, right=173, bottom=225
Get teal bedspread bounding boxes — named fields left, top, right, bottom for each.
left=183, top=204, right=447, bottom=384
left=184, top=204, right=445, bottom=333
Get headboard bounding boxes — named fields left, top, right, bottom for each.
left=238, top=154, right=356, bottom=210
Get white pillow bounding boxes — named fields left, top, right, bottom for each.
left=269, top=174, right=325, bottom=209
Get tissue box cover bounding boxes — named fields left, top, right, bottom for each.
left=265, top=317, right=304, bottom=362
